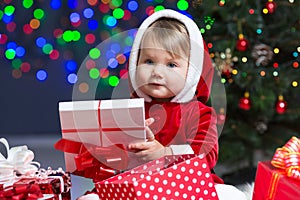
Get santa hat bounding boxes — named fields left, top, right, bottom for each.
left=128, top=9, right=213, bottom=104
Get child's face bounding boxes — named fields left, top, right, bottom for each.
left=136, top=40, right=189, bottom=102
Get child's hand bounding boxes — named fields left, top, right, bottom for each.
left=128, top=117, right=172, bottom=162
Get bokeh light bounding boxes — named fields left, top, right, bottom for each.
left=36, top=69, right=48, bottom=81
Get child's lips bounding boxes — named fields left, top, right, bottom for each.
left=149, top=83, right=163, bottom=86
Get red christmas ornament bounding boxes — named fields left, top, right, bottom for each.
left=265, top=1, right=277, bottom=14
left=275, top=95, right=287, bottom=114
left=236, top=38, right=249, bottom=52
left=239, top=92, right=251, bottom=110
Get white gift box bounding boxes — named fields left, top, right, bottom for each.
left=58, top=98, right=146, bottom=172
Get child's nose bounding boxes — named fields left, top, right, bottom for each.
left=151, top=64, right=164, bottom=77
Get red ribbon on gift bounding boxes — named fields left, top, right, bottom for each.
left=271, top=136, right=300, bottom=180
left=54, top=138, right=128, bottom=182
left=0, top=181, right=43, bottom=200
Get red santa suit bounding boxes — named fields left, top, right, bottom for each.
left=128, top=9, right=219, bottom=176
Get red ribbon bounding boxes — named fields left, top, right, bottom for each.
left=54, top=138, right=128, bottom=182
left=271, top=136, right=300, bottom=180
left=0, top=181, right=43, bottom=200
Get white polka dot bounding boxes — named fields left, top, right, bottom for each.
left=102, top=188, right=106, bottom=193
left=188, top=186, right=192, bottom=191
left=132, top=177, right=137, bottom=182
left=130, top=188, right=135, bottom=192
left=166, top=189, right=171, bottom=195
left=189, top=168, right=194, bottom=174
left=133, top=182, right=138, bottom=187
left=154, top=177, right=160, bottom=183
left=108, top=193, right=111, bottom=197
left=142, top=183, right=147, bottom=189
left=186, top=159, right=191, bottom=164
left=159, top=170, right=164, bottom=175
left=137, top=191, right=142, bottom=196
left=116, top=188, right=120, bottom=193
left=199, top=154, right=204, bottom=159
left=194, top=161, right=199, bottom=167
left=153, top=195, right=158, bottom=200
left=181, top=166, right=186, bottom=172
left=208, top=182, right=213, bottom=187
left=184, top=176, right=189, bottom=182
left=150, top=185, right=155, bottom=190
left=114, top=193, right=118, bottom=197
left=158, top=187, right=163, bottom=193
left=143, top=165, right=147, bottom=170
left=118, top=176, right=122, bottom=180
left=197, top=171, right=202, bottom=176
left=156, top=167, right=161, bottom=172
left=146, top=175, right=151, bottom=181
left=200, top=180, right=205, bottom=185
left=145, top=193, right=150, bottom=198
left=162, top=197, right=166, bottom=200
left=175, top=191, right=180, bottom=197
left=172, top=165, right=178, bottom=170
left=212, top=192, right=217, bottom=197
left=148, top=171, right=153, bottom=175
left=109, top=188, right=113, bottom=193
left=192, top=178, right=197, bottom=184
left=176, top=174, right=181, bottom=179
left=129, top=193, right=132, bottom=197
left=191, top=195, right=196, bottom=200
left=122, top=193, right=125, bottom=197
left=168, top=172, right=173, bottom=177
left=205, top=172, right=210, bottom=178
left=182, top=193, right=188, bottom=199
left=200, top=198, right=204, bottom=200
left=171, top=182, right=176, bottom=187
left=204, top=190, right=208, bottom=195
left=155, top=160, right=160, bottom=164
left=196, top=188, right=201, bottom=193
left=163, top=180, right=168, bottom=185
left=179, top=183, right=184, bottom=189
left=202, top=163, right=207, bottom=169
left=124, top=181, right=128, bottom=184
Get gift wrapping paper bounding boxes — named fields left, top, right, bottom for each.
left=252, top=136, right=300, bottom=200
left=95, top=154, right=219, bottom=200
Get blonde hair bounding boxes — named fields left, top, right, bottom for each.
left=140, top=18, right=190, bottom=58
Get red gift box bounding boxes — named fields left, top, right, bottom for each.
left=252, top=161, right=300, bottom=200
left=95, top=154, right=219, bottom=200
left=252, top=136, right=300, bottom=200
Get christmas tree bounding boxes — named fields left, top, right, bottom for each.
left=192, top=0, right=300, bottom=172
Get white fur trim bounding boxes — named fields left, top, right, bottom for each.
left=215, top=184, right=248, bottom=200
left=129, top=9, right=204, bottom=103
left=169, top=144, right=194, bottom=155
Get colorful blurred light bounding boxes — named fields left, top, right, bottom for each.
left=36, top=69, right=48, bottom=81
left=34, top=9, right=45, bottom=19
left=89, top=68, right=100, bottom=79
left=88, top=19, right=98, bottom=30
left=83, top=8, right=94, bottom=18
left=23, top=0, right=34, bottom=9
left=4, top=5, right=15, bottom=16
left=50, top=0, right=62, bottom=10
left=109, top=76, right=119, bottom=86
left=89, top=48, right=101, bottom=59
left=128, top=1, right=138, bottom=11
left=177, top=0, right=189, bottom=11
left=65, top=60, right=77, bottom=72
left=36, top=37, right=46, bottom=47
left=67, top=73, right=78, bottom=84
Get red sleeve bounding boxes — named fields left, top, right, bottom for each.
left=186, top=103, right=219, bottom=170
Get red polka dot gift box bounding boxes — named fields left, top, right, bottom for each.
left=95, top=154, right=219, bottom=200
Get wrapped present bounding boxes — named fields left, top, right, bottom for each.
left=252, top=136, right=300, bottom=200
left=56, top=98, right=146, bottom=174
left=0, top=138, right=71, bottom=200
left=95, top=154, right=219, bottom=200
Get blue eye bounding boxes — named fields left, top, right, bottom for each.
left=167, top=63, right=177, bottom=68
left=145, top=59, right=154, bottom=64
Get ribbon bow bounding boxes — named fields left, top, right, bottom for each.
left=54, top=138, right=128, bottom=182
left=271, top=136, right=300, bottom=180
left=0, top=138, right=40, bottom=184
